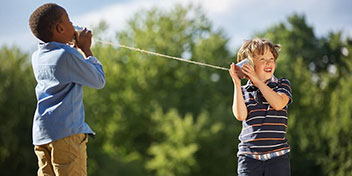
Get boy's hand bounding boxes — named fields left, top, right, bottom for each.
left=242, top=64, right=261, bottom=86
left=229, top=63, right=242, bottom=85
left=75, top=28, right=93, bottom=57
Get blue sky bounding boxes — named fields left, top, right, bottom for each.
left=1, top=0, right=351, bottom=53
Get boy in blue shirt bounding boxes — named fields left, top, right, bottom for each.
left=29, top=3, right=105, bottom=175
left=229, top=38, right=292, bottom=176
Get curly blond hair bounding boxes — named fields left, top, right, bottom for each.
left=237, top=38, right=281, bottom=65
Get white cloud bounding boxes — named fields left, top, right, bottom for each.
left=72, top=0, right=184, bottom=32
left=0, top=31, right=38, bottom=52
left=71, top=0, right=183, bottom=41
left=60, top=0, right=352, bottom=51
left=70, top=0, right=241, bottom=48
left=1, top=0, right=351, bottom=52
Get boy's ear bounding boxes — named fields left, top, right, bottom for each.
left=55, top=23, right=64, bottom=34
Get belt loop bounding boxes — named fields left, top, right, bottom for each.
left=81, top=133, right=88, bottom=144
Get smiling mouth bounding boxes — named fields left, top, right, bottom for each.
left=264, top=68, right=272, bottom=72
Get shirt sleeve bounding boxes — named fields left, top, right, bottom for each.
left=276, top=78, right=292, bottom=105
left=59, top=51, right=106, bottom=89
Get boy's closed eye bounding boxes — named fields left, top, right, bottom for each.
left=259, top=58, right=275, bottom=62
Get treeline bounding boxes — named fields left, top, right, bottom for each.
left=0, top=5, right=351, bottom=176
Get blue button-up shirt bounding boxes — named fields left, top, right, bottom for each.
left=31, top=42, right=105, bottom=145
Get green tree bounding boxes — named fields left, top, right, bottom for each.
left=0, top=46, right=37, bottom=175
left=259, top=14, right=352, bottom=176
left=1, top=5, right=352, bottom=176
left=319, top=35, right=352, bottom=176
left=85, top=4, right=237, bottom=175
left=146, top=107, right=222, bottom=176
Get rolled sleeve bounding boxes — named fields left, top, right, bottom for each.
left=276, top=78, right=292, bottom=104
left=87, top=56, right=103, bottom=66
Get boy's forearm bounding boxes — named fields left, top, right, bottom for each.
left=232, top=83, right=247, bottom=121
left=256, top=81, right=289, bottom=110
left=81, top=48, right=93, bottom=58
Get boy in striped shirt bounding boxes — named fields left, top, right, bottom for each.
left=229, top=38, right=292, bottom=176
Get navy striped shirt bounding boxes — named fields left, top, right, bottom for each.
left=237, top=76, right=292, bottom=157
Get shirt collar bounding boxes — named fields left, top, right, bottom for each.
left=38, top=41, right=67, bottom=51
left=244, top=75, right=278, bottom=91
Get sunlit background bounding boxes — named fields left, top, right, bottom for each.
left=1, top=0, right=352, bottom=176
left=1, top=0, right=351, bottom=52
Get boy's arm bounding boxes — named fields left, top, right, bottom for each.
left=255, top=81, right=290, bottom=110
left=241, top=64, right=290, bottom=110
left=229, top=63, right=248, bottom=121
left=62, top=28, right=105, bottom=89
left=61, top=52, right=105, bottom=89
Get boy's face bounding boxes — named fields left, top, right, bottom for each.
left=253, top=49, right=276, bottom=82
left=55, top=10, right=75, bottom=43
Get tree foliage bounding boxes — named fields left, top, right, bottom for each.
left=259, top=14, right=352, bottom=176
left=0, top=5, right=351, bottom=176
left=0, top=46, right=37, bottom=174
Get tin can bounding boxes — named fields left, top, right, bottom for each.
left=235, top=58, right=253, bottom=79
left=236, top=58, right=249, bottom=68
left=72, top=25, right=85, bottom=42
left=73, top=25, right=84, bottom=33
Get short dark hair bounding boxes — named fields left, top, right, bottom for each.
left=29, top=3, right=65, bottom=42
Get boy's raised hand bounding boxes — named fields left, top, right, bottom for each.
left=75, top=28, right=93, bottom=57
left=229, top=63, right=242, bottom=85
left=241, top=64, right=260, bottom=85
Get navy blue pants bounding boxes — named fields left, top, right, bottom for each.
left=237, top=153, right=291, bottom=176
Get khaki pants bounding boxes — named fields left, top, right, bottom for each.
left=34, top=133, right=88, bottom=176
